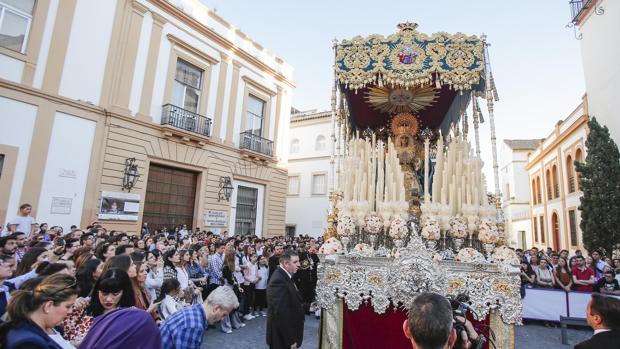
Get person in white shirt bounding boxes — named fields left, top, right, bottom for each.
left=8, top=203, right=36, bottom=239
left=156, top=279, right=185, bottom=320
left=242, top=253, right=259, bottom=320
left=254, top=255, right=269, bottom=316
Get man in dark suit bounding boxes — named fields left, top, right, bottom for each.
left=575, top=293, right=620, bottom=349
left=267, top=249, right=304, bottom=349
left=268, top=243, right=284, bottom=280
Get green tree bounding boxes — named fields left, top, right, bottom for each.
left=576, top=117, right=620, bottom=256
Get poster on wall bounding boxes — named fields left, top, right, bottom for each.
left=97, top=191, right=140, bottom=221
left=205, top=210, right=228, bottom=226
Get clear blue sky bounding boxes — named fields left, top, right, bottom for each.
left=202, top=0, right=586, bottom=187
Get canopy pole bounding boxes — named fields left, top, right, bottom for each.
left=472, top=94, right=481, bottom=158
left=330, top=39, right=338, bottom=193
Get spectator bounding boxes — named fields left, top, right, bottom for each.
left=7, top=203, right=36, bottom=238
left=160, top=286, right=239, bottom=349
left=591, top=250, right=608, bottom=279
left=573, top=255, right=596, bottom=292
left=156, top=278, right=184, bottom=320
left=207, top=243, right=225, bottom=295
left=574, top=294, right=620, bottom=348
left=79, top=307, right=162, bottom=349
left=145, top=250, right=164, bottom=301
left=242, top=252, right=259, bottom=320
left=555, top=257, right=573, bottom=292
left=15, top=247, right=48, bottom=277
left=595, top=270, right=620, bottom=295
left=95, top=242, right=116, bottom=262
left=0, top=234, right=18, bottom=256
left=254, top=255, right=269, bottom=317
left=520, top=261, right=536, bottom=297
left=1, top=274, right=77, bottom=349
left=530, top=254, right=540, bottom=273
left=220, top=249, right=244, bottom=333
left=12, top=232, right=26, bottom=263
left=76, top=258, right=102, bottom=297
left=535, top=259, right=555, bottom=288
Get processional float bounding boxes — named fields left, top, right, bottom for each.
left=316, top=23, right=521, bottom=349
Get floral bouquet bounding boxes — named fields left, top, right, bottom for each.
left=490, top=246, right=520, bottom=265
left=449, top=216, right=468, bottom=239
left=337, top=214, right=356, bottom=237
left=318, top=237, right=343, bottom=255
left=352, top=243, right=374, bottom=256
left=455, top=247, right=486, bottom=264
left=478, top=219, right=499, bottom=244
left=389, top=216, right=409, bottom=240
left=365, top=213, right=383, bottom=234
left=421, top=217, right=441, bottom=240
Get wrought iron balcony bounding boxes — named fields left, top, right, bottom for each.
left=161, top=104, right=212, bottom=137
left=569, top=0, right=586, bottom=23
left=239, top=131, right=274, bottom=157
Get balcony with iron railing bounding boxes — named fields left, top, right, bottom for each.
left=569, top=0, right=602, bottom=24
left=239, top=131, right=274, bottom=158
left=161, top=104, right=212, bottom=138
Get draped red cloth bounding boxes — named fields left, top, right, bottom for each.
left=341, top=303, right=490, bottom=349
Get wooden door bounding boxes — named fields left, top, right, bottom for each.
left=143, top=164, right=197, bottom=232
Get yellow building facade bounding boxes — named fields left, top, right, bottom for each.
left=0, top=0, right=294, bottom=236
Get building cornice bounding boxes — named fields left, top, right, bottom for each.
left=147, top=0, right=296, bottom=89
left=526, top=114, right=588, bottom=170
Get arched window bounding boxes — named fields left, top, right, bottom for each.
left=552, top=165, right=559, bottom=198
left=531, top=179, right=537, bottom=204
left=536, top=176, right=542, bottom=204
left=315, top=135, right=326, bottom=151
left=551, top=212, right=560, bottom=251
left=575, top=148, right=583, bottom=191
left=566, top=155, right=575, bottom=193
left=290, top=138, right=300, bottom=153
left=545, top=169, right=552, bottom=200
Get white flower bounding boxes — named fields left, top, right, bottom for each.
left=389, top=217, right=409, bottom=239
left=318, top=237, right=343, bottom=255
left=421, top=218, right=441, bottom=240
left=365, top=214, right=383, bottom=234
left=456, top=247, right=486, bottom=263
left=449, top=216, right=468, bottom=239
left=337, top=214, right=356, bottom=237
left=478, top=219, right=499, bottom=244
left=490, top=246, right=520, bottom=265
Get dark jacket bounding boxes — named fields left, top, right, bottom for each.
left=266, top=266, right=305, bottom=349
left=5, top=321, right=63, bottom=349
left=574, top=329, right=620, bottom=349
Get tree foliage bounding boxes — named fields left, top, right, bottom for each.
left=575, top=117, right=620, bottom=256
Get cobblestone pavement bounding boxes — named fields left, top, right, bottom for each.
left=201, top=315, right=591, bottom=348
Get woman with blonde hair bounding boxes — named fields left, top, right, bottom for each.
left=1, top=274, right=78, bottom=349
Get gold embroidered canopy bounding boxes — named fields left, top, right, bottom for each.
left=335, top=22, right=485, bottom=92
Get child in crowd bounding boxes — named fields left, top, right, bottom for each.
left=254, top=255, right=269, bottom=316
left=156, top=278, right=185, bottom=320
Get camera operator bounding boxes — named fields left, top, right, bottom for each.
left=402, top=293, right=480, bottom=349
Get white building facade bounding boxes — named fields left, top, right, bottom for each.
left=526, top=98, right=588, bottom=252
left=0, top=0, right=294, bottom=236
left=572, top=0, right=620, bottom=143
left=285, top=111, right=334, bottom=238
left=501, top=139, right=540, bottom=249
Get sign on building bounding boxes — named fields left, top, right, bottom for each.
left=205, top=210, right=228, bottom=226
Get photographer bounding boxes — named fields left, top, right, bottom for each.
left=402, top=292, right=480, bottom=349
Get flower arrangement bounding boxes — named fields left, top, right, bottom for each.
left=389, top=216, right=409, bottom=239
left=318, top=237, right=343, bottom=255
left=478, top=219, right=499, bottom=244
left=421, top=217, right=441, bottom=240
left=449, top=216, right=468, bottom=239
left=365, top=213, right=383, bottom=234
left=455, top=247, right=486, bottom=264
left=337, top=214, right=356, bottom=237
left=352, top=243, right=374, bottom=256
left=490, top=246, right=520, bottom=265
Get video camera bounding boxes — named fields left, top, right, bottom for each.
left=447, top=294, right=486, bottom=349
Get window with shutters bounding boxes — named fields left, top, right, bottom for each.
left=0, top=0, right=35, bottom=53
left=312, top=173, right=326, bottom=195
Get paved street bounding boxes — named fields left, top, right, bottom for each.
left=200, top=315, right=591, bottom=348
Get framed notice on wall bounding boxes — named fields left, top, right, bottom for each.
left=205, top=210, right=228, bottom=226
left=98, top=191, right=140, bottom=221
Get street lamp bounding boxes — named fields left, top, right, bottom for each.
left=122, top=158, right=140, bottom=192
left=218, top=176, right=234, bottom=202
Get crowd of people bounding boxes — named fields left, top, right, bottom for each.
left=517, top=246, right=620, bottom=296
left=0, top=203, right=323, bottom=349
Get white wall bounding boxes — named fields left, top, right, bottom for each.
left=59, top=0, right=117, bottom=105
left=129, top=11, right=153, bottom=115
left=32, top=0, right=59, bottom=89
left=0, top=55, right=24, bottom=83
left=580, top=0, right=620, bottom=144
left=0, top=97, right=37, bottom=225
left=37, top=112, right=96, bottom=231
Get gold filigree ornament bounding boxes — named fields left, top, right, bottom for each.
left=391, top=112, right=420, bottom=136
left=492, top=282, right=513, bottom=296
left=366, top=86, right=439, bottom=114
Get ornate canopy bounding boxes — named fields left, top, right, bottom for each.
left=335, top=22, right=486, bottom=92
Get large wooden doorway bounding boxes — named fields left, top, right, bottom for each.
left=143, top=164, right=198, bottom=232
